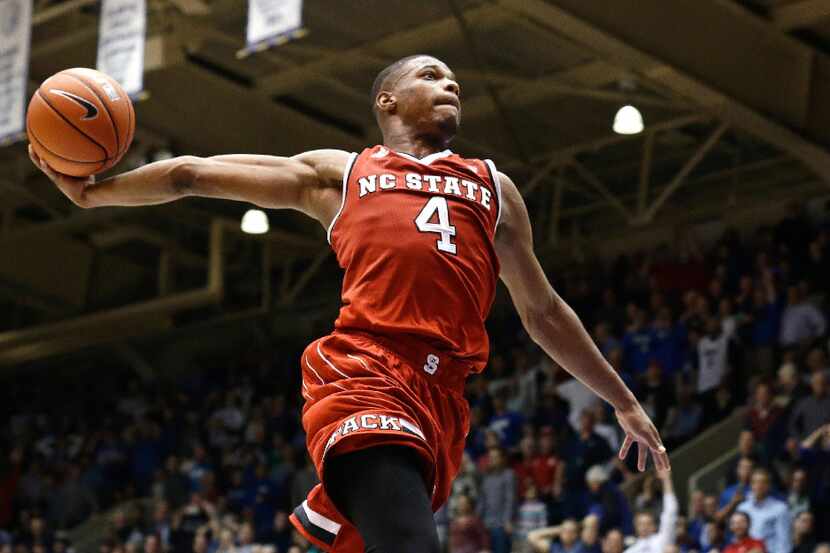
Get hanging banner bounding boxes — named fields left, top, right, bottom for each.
left=97, top=0, right=146, bottom=97
left=240, top=0, right=305, bottom=58
left=0, top=0, right=32, bottom=144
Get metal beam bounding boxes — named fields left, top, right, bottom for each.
left=280, top=249, right=331, bottom=305
left=570, top=159, right=633, bottom=222
left=503, top=0, right=830, bottom=182
left=502, top=114, right=708, bottom=172
left=638, top=132, right=655, bottom=217
left=643, top=123, right=729, bottom=221
left=521, top=156, right=563, bottom=196
left=256, top=3, right=508, bottom=94
left=771, top=0, right=830, bottom=30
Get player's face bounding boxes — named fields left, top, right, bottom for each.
left=392, top=57, right=461, bottom=137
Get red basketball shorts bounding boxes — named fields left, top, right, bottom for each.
left=288, top=330, right=471, bottom=552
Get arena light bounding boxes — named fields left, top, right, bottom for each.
left=241, top=209, right=269, bottom=234
left=613, top=104, right=644, bottom=135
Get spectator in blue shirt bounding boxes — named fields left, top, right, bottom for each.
left=652, top=308, right=683, bottom=376
left=623, top=308, right=655, bottom=375
left=527, top=518, right=586, bottom=553
left=489, top=392, right=525, bottom=450
left=736, top=469, right=791, bottom=553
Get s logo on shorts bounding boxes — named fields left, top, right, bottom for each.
left=424, top=353, right=440, bottom=375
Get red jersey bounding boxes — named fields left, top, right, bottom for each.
left=723, top=537, right=766, bottom=553
left=328, top=145, right=502, bottom=374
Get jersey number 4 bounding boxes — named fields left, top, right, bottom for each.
left=415, top=196, right=457, bottom=254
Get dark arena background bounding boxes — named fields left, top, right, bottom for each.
left=2, top=1, right=830, bottom=553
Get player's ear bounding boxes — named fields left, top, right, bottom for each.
left=376, top=91, right=396, bottom=114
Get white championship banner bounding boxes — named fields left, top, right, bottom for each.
left=241, top=0, right=305, bottom=58
left=0, top=0, right=32, bottom=144
left=97, top=0, right=146, bottom=97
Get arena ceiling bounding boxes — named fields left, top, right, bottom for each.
left=3, top=0, right=830, bottom=369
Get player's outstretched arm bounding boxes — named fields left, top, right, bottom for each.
left=494, top=171, right=670, bottom=473
left=29, top=145, right=350, bottom=223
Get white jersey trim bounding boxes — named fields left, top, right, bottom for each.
left=302, top=500, right=342, bottom=534
left=396, top=149, right=453, bottom=166
left=326, top=152, right=358, bottom=244
left=484, top=159, right=502, bottom=229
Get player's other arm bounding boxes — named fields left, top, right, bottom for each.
left=494, top=171, right=669, bottom=472
left=29, top=146, right=350, bottom=221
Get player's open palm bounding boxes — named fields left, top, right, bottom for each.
left=29, top=144, right=94, bottom=207
left=615, top=402, right=670, bottom=473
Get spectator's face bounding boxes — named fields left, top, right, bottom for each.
left=484, top=430, right=500, bottom=449
left=561, top=520, right=579, bottom=546
left=595, top=323, right=609, bottom=341
left=143, top=536, right=159, bottom=553
left=540, top=433, right=555, bottom=455
left=754, top=383, right=772, bottom=406
left=457, top=495, right=473, bottom=516
left=706, top=318, right=720, bottom=337
left=703, top=495, right=718, bottom=517
left=581, top=515, right=599, bottom=545
left=738, top=431, right=754, bottom=456
left=602, top=530, right=624, bottom=553
left=690, top=491, right=704, bottom=515
left=274, top=511, right=288, bottom=530
left=705, top=522, right=723, bottom=545
left=737, top=458, right=754, bottom=483
left=729, top=513, right=749, bottom=538
left=811, top=372, right=828, bottom=397
left=794, top=512, right=814, bottom=536
left=524, top=484, right=538, bottom=501
left=791, top=469, right=807, bottom=492
left=520, top=437, right=536, bottom=459
left=664, top=546, right=680, bottom=553
left=739, top=276, right=752, bottom=294
left=751, top=472, right=771, bottom=500
left=635, top=513, right=657, bottom=538
left=579, top=411, right=595, bottom=435
left=193, top=534, right=208, bottom=553
left=675, top=517, right=687, bottom=538
left=488, top=449, right=505, bottom=469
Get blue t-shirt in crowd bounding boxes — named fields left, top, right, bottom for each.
left=622, top=328, right=655, bottom=374
left=718, top=483, right=750, bottom=508
left=489, top=410, right=525, bottom=448
left=752, top=300, right=783, bottom=347
left=551, top=541, right=588, bottom=553
left=651, top=325, right=684, bottom=374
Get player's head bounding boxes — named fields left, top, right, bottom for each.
left=371, top=55, right=461, bottom=142
left=729, top=511, right=751, bottom=539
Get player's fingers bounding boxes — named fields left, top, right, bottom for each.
left=619, top=435, right=633, bottom=460
left=652, top=445, right=670, bottom=472
left=637, top=441, right=647, bottom=471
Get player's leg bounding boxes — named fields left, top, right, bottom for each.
left=325, top=445, right=440, bottom=553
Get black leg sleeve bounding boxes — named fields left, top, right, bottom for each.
left=325, top=445, right=441, bottom=553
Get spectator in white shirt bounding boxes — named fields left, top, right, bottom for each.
left=779, top=286, right=827, bottom=347
left=624, top=472, right=678, bottom=553
left=736, top=469, right=791, bottom=553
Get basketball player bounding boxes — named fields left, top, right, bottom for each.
left=31, top=55, right=670, bottom=553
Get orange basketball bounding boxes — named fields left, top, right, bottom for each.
left=27, top=68, right=135, bottom=177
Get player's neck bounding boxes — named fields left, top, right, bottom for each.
left=382, top=130, right=451, bottom=159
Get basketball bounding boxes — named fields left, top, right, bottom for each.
left=26, top=68, right=135, bottom=177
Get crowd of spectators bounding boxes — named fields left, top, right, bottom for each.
left=1, top=203, right=830, bottom=553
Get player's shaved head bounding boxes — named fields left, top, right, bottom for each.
left=371, top=55, right=430, bottom=109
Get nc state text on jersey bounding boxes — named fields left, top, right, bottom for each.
left=358, top=173, right=493, bottom=210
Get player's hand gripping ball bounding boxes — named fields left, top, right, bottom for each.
left=27, top=68, right=135, bottom=177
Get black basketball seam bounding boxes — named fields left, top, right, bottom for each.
left=37, top=89, right=109, bottom=161
left=29, top=128, right=106, bottom=165
left=65, top=71, right=120, bottom=157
